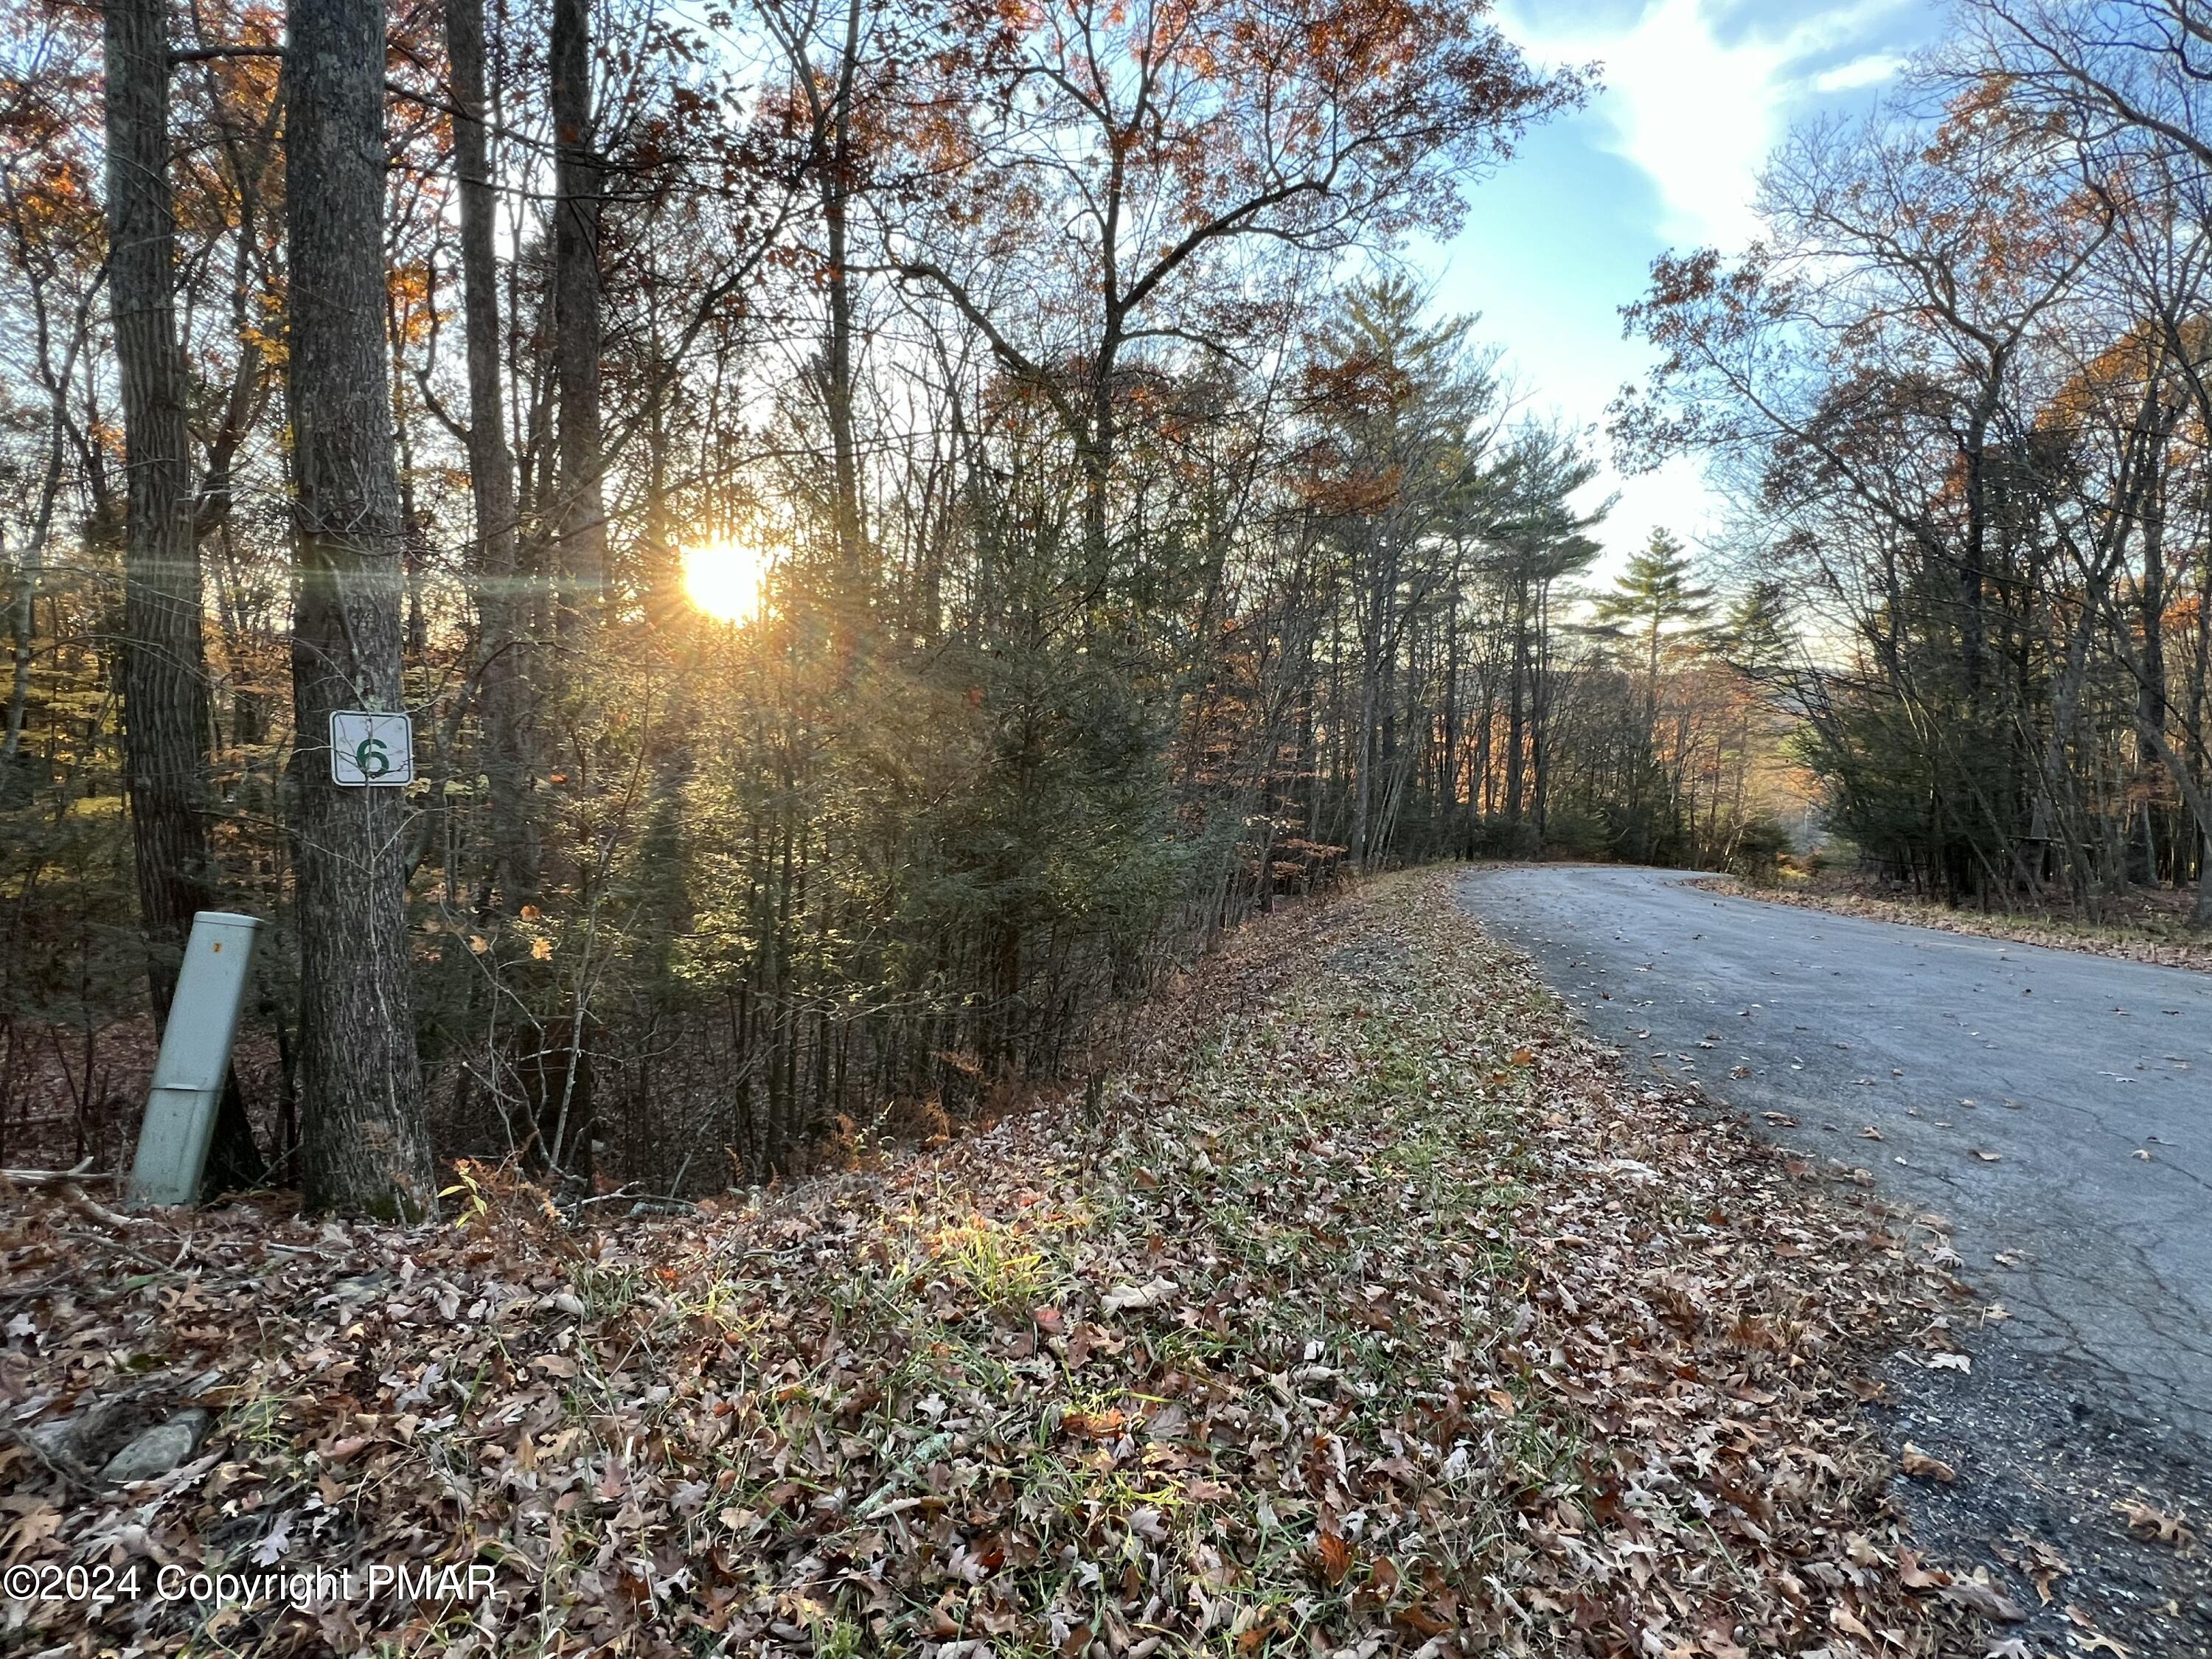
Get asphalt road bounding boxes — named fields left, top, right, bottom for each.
left=1457, top=863, right=2212, bottom=1450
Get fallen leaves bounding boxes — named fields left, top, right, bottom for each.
left=0, top=870, right=1991, bottom=1658
left=2112, top=1498, right=2197, bottom=1548
left=2068, top=1604, right=2135, bottom=1655
left=1098, top=1276, right=1175, bottom=1313
left=2006, top=1535, right=2070, bottom=1604
left=1902, top=1441, right=1959, bottom=1483
left=1310, top=1529, right=1352, bottom=1587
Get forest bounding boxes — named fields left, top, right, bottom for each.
left=1, top=0, right=2208, bottom=1218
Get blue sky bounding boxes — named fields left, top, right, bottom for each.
left=1421, top=0, right=1952, bottom=581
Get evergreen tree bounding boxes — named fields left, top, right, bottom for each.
left=1593, top=529, right=1715, bottom=706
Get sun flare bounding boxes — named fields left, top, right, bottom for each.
left=681, top=538, right=773, bottom=625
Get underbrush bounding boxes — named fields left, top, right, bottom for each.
left=1, top=869, right=1997, bottom=1656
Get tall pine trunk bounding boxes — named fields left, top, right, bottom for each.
left=551, top=0, right=604, bottom=633
left=822, top=0, right=863, bottom=586
left=287, top=0, right=435, bottom=1218
left=104, top=0, right=261, bottom=1190
left=446, top=0, right=538, bottom=907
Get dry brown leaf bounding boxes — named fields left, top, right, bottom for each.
left=1900, top=1441, right=1956, bottom=1482
left=1312, top=1530, right=1352, bottom=1586
left=2112, top=1498, right=2195, bottom=1548
left=1100, top=1275, right=1176, bottom=1313
left=0, top=872, right=1994, bottom=1659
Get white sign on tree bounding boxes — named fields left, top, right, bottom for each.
left=330, top=710, right=415, bottom=787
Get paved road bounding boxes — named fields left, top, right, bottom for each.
left=1458, top=864, right=2212, bottom=1449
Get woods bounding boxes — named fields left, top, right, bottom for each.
left=3, top=0, right=2209, bottom=1211
left=10, top=4, right=2212, bottom=1655
left=1621, top=1, right=2212, bottom=916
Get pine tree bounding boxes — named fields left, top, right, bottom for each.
left=1593, top=529, right=1716, bottom=706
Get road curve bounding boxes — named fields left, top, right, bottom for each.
left=1457, top=863, right=2212, bottom=1450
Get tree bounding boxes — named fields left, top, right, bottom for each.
left=1594, top=529, right=1715, bottom=709
left=1480, top=423, right=1604, bottom=841
left=551, top=0, right=605, bottom=633
left=889, top=0, right=1584, bottom=588
left=1961, top=0, right=2212, bottom=918
left=759, top=0, right=876, bottom=590
left=103, top=0, right=260, bottom=1188
left=1, top=0, right=1854, bottom=1218
left=445, top=0, right=536, bottom=908
left=1298, top=278, right=1501, bottom=866
left=1589, top=529, right=1715, bottom=862
left=285, top=0, right=434, bottom=1217
left=1, top=5, right=101, bottom=776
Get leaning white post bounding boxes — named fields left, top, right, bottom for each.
left=126, top=911, right=262, bottom=1207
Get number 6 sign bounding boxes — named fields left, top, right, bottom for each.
left=330, top=710, right=415, bottom=787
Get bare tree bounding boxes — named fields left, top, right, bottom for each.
left=887, top=0, right=1582, bottom=588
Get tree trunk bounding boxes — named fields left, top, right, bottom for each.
left=2, top=411, right=63, bottom=774
left=822, top=0, right=865, bottom=588
left=446, top=0, right=538, bottom=907
left=643, top=378, right=683, bottom=625
left=1531, top=582, right=1554, bottom=838
left=104, top=0, right=261, bottom=1192
left=551, top=0, right=605, bottom=633
left=2132, top=462, right=2168, bottom=888
left=2196, top=832, right=2212, bottom=928
left=1959, top=405, right=1991, bottom=698
left=286, top=0, right=435, bottom=1218
left=1505, top=582, right=1528, bottom=824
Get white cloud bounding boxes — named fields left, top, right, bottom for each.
left=1812, top=52, right=1905, bottom=94
left=1501, top=0, right=1909, bottom=251
left=1441, top=2, right=1923, bottom=579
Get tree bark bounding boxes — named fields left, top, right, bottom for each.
left=822, top=0, right=864, bottom=586
left=286, top=0, right=435, bottom=1218
left=446, top=0, right=538, bottom=906
left=104, top=0, right=262, bottom=1192
left=551, top=0, right=605, bottom=633
left=2132, top=454, right=2169, bottom=886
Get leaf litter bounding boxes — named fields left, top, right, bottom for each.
left=2, top=870, right=1997, bottom=1655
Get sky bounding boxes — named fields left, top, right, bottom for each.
left=1422, top=0, right=1953, bottom=582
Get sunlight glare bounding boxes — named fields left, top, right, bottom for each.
left=681, top=538, right=773, bottom=625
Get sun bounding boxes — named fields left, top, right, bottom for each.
left=681, top=538, right=773, bottom=625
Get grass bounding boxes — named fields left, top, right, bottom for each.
left=6, top=869, right=1987, bottom=1657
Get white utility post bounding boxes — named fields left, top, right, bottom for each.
left=126, top=911, right=262, bottom=1206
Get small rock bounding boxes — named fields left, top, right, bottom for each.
left=100, top=1409, right=210, bottom=1483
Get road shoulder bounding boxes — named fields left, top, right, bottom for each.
left=1460, top=862, right=2212, bottom=1656
left=1696, top=874, right=2212, bottom=975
